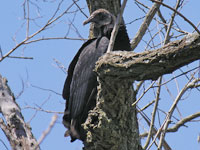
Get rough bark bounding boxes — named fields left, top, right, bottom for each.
left=96, top=33, right=200, bottom=81
left=83, top=79, right=141, bottom=150
left=0, top=74, right=39, bottom=150
left=86, top=0, right=121, bottom=15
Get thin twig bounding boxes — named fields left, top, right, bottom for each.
left=107, top=0, right=128, bottom=52
left=27, top=94, right=52, bottom=123
left=143, top=77, right=162, bottom=149
left=26, top=0, right=30, bottom=38
left=137, top=107, right=172, bottom=150
left=23, top=106, right=63, bottom=114
left=135, top=81, right=145, bottom=94
left=157, top=9, right=167, bottom=31
left=138, top=100, right=155, bottom=112
left=152, top=66, right=200, bottom=88
left=126, top=16, right=145, bottom=25
left=31, top=84, right=61, bottom=96
left=132, top=81, right=156, bottom=106
left=24, top=37, right=86, bottom=45
left=157, top=78, right=199, bottom=149
left=167, top=111, right=200, bottom=132
left=150, top=0, right=200, bottom=34
left=141, top=111, right=200, bottom=137
left=7, top=56, right=33, bottom=59
left=35, top=114, right=58, bottom=148
left=163, top=0, right=181, bottom=45
left=0, top=1, right=76, bottom=62
left=0, top=46, right=3, bottom=58
left=53, top=58, right=67, bottom=74
left=135, top=0, right=150, bottom=11
left=72, top=0, right=88, bottom=18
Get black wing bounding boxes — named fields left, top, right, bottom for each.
left=62, top=38, right=96, bottom=100
left=69, top=37, right=109, bottom=119
left=63, top=36, right=109, bottom=141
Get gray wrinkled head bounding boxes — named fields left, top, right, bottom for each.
left=83, top=9, right=115, bottom=28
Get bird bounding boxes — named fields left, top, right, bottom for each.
left=62, top=9, right=131, bottom=142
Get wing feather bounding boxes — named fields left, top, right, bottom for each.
left=70, top=36, right=109, bottom=118
left=62, top=38, right=96, bottom=100
left=63, top=36, right=109, bottom=141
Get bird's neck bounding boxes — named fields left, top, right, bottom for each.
left=106, top=25, right=131, bottom=51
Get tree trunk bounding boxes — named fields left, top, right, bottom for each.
left=0, top=74, right=39, bottom=150
left=83, top=77, right=141, bottom=150
left=83, top=1, right=142, bottom=150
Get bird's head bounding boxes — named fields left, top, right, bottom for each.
left=83, top=9, right=115, bottom=29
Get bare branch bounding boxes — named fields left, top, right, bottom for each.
left=132, top=81, right=156, bottom=106
left=143, top=77, right=162, bottom=149
left=24, top=37, right=86, bottom=45
left=138, top=107, right=171, bottom=150
left=138, top=100, right=155, bottom=112
left=150, top=0, right=200, bottom=34
left=0, top=1, right=76, bottom=62
left=130, top=0, right=163, bottom=50
left=0, top=46, right=3, bottom=58
left=23, top=106, right=63, bottom=114
left=0, top=74, right=39, bottom=149
left=106, top=0, right=128, bottom=52
left=158, top=77, right=200, bottom=149
left=26, top=0, right=30, bottom=38
left=7, top=55, right=33, bottom=60
left=27, top=94, right=51, bottom=123
left=96, top=33, right=200, bottom=81
left=31, top=84, right=61, bottom=96
left=163, top=0, right=182, bottom=45
left=53, top=58, right=67, bottom=74
left=72, top=0, right=88, bottom=18
left=141, top=111, right=200, bottom=135
left=35, top=114, right=58, bottom=149
left=153, top=66, right=200, bottom=88
left=167, top=112, right=200, bottom=132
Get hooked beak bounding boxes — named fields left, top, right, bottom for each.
left=83, top=16, right=95, bottom=25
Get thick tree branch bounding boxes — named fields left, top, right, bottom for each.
left=0, top=74, right=39, bottom=150
left=95, top=32, right=200, bottom=81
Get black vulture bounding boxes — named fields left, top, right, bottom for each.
left=62, top=9, right=131, bottom=142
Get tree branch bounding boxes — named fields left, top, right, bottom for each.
left=35, top=114, right=58, bottom=149
left=106, top=0, right=128, bottom=52
left=0, top=1, right=76, bottom=62
left=140, top=111, right=200, bottom=136
left=150, top=0, right=200, bottom=34
left=96, top=32, right=200, bottom=81
left=167, top=111, right=200, bottom=132
left=0, top=74, right=39, bottom=150
left=130, top=0, right=163, bottom=50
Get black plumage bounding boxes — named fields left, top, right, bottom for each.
left=62, top=9, right=131, bottom=142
